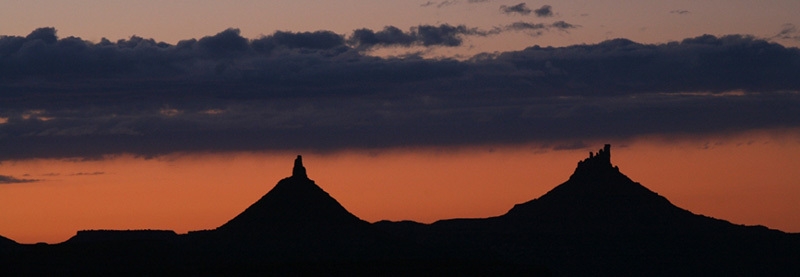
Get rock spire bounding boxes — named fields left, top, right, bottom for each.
left=568, top=144, right=619, bottom=179
left=578, top=144, right=612, bottom=168
left=216, top=154, right=367, bottom=234
left=293, top=155, right=307, bottom=179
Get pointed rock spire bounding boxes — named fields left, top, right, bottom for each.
left=216, top=154, right=367, bottom=234
left=292, top=155, right=308, bottom=179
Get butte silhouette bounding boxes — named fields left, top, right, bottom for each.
left=217, top=155, right=368, bottom=234
left=2, top=146, right=798, bottom=276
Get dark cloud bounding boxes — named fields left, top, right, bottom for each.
left=500, top=3, right=532, bottom=15
left=197, top=28, right=250, bottom=56
left=416, top=24, right=477, bottom=46
left=0, top=175, right=38, bottom=184
left=253, top=30, right=346, bottom=54
left=533, top=5, right=554, bottom=17
left=348, top=24, right=484, bottom=48
left=350, top=26, right=416, bottom=48
left=25, top=27, right=58, bottom=44
left=1, top=28, right=799, bottom=161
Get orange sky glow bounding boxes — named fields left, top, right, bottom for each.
left=1, top=130, right=799, bottom=244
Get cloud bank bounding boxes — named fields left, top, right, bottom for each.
left=1, top=28, right=799, bottom=160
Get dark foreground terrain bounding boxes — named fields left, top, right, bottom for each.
left=2, top=146, right=799, bottom=276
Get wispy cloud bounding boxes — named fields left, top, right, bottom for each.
left=0, top=175, right=38, bottom=184
left=670, top=9, right=690, bottom=15
left=421, top=0, right=489, bottom=8
left=437, top=0, right=459, bottom=8
left=504, top=21, right=578, bottom=34
left=550, top=21, right=577, bottom=30
left=773, top=23, right=800, bottom=42
left=69, top=172, right=105, bottom=176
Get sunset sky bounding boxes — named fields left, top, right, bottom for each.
left=1, top=0, right=799, bottom=244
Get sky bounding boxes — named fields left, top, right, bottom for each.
left=1, top=0, right=800, bottom=243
